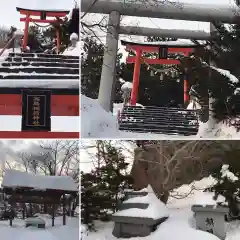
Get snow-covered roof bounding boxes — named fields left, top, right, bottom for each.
left=121, top=39, right=207, bottom=48
left=17, top=0, right=71, bottom=12
left=2, top=170, right=77, bottom=192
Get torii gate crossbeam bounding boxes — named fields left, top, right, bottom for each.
left=82, top=0, right=240, bottom=24
left=81, top=0, right=240, bottom=112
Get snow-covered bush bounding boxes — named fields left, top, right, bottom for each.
left=206, top=148, right=240, bottom=219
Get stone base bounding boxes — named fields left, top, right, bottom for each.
left=25, top=217, right=46, bottom=229
left=112, top=215, right=167, bottom=238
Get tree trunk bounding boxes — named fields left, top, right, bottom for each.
left=160, top=191, right=169, bottom=204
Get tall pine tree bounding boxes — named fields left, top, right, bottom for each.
left=81, top=141, right=133, bottom=230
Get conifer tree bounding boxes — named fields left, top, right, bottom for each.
left=207, top=145, right=240, bottom=219
left=81, top=141, right=133, bottom=230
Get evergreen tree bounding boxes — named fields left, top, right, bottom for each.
left=81, top=37, right=123, bottom=101
left=180, top=23, right=240, bottom=122
left=207, top=146, right=240, bottom=219
left=81, top=141, right=133, bottom=230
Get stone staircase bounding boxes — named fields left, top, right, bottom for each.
left=0, top=52, right=79, bottom=79
left=119, top=105, right=199, bottom=136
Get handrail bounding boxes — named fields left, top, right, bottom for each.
left=0, top=35, right=16, bottom=57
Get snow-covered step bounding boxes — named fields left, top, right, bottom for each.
left=0, top=52, right=79, bottom=80
left=119, top=105, right=199, bottom=136
left=2, top=62, right=79, bottom=68
left=121, top=113, right=197, bottom=121
left=0, top=74, right=77, bottom=79
left=0, top=67, right=78, bottom=75
left=6, top=57, right=79, bottom=64
left=8, top=52, right=79, bottom=60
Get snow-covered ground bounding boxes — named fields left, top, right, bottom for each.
left=81, top=95, right=190, bottom=139
left=81, top=94, right=240, bottom=139
left=63, top=40, right=80, bottom=57
left=81, top=177, right=240, bottom=240
left=0, top=215, right=79, bottom=240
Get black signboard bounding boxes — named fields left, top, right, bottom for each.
left=159, top=47, right=168, bottom=59
left=21, top=89, right=51, bottom=131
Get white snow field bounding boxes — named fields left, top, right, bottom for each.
left=0, top=170, right=79, bottom=240
left=81, top=177, right=240, bottom=240
left=0, top=215, right=79, bottom=240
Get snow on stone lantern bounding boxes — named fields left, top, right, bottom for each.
left=70, top=33, right=78, bottom=47
left=121, top=81, right=133, bottom=105
left=191, top=192, right=228, bottom=240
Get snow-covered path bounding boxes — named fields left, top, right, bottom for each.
left=0, top=216, right=79, bottom=240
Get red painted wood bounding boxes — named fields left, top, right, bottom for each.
left=126, top=45, right=193, bottom=55
left=23, top=14, right=30, bottom=50
left=184, top=79, right=189, bottom=103
left=19, top=10, right=68, bottom=17
left=127, top=57, right=180, bottom=65
left=20, top=18, right=59, bottom=23
left=0, top=94, right=79, bottom=116
left=130, top=50, right=142, bottom=105
left=0, top=131, right=79, bottom=139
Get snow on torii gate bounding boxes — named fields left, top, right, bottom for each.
left=17, top=7, right=69, bottom=53
left=121, top=39, right=207, bottom=106
left=81, top=0, right=240, bottom=112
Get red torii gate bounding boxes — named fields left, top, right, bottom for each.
left=17, top=7, right=69, bottom=53
left=121, top=40, right=206, bottom=106
left=0, top=86, right=79, bottom=139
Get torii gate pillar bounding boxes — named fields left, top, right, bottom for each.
left=17, top=7, right=69, bottom=53
left=98, top=11, right=120, bottom=112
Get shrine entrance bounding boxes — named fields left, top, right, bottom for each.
left=121, top=40, right=207, bottom=106
left=17, top=7, right=69, bottom=53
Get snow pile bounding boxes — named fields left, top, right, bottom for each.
left=2, top=170, right=77, bottom=192
left=194, top=192, right=225, bottom=207
left=70, top=33, right=78, bottom=41
left=211, top=67, right=239, bottom=83
left=220, top=164, right=238, bottom=182
left=187, top=100, right=201, bottom=110
left=197, top=120, right=240, bottom=138
left=0, top=216, right=78, bottom=240
left=83, top=176, right=240, bottom=239
left=113, top=102, right=144, bottom=116
left=114, top=185, right=169, bottom=220
left=81, top=95, right=119, bottom=138
left=62, top=40, right=80, bottom=56
left=121, top=81, right=133, bottom=90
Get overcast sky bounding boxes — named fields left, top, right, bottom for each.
left=80, top=140, right=135, bottom=173
left=0, top=0, right=76, bottom=29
